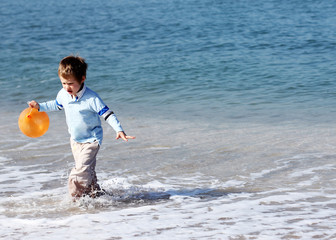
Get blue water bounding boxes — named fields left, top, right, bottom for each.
left=1, top=0, right=336, bottom=124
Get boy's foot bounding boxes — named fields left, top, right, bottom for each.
left=94, top=189, right=107, bottom=198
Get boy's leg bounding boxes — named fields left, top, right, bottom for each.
left=68, top=139, right=101, bottom=198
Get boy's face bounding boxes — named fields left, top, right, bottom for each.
left=59, top=75, right=85, bottom=97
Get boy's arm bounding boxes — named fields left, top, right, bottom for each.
left=28, top=100, right=62, bottom=112
left=102, top=110, right=124, bottom=132
left=101, top=110, right=135, bottom=142
left=40, top=100, right=63, bottom=112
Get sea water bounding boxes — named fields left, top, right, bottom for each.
left=1, top=0, right=336, bottom=239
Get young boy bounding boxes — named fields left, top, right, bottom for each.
left=28, top=55, right=135, bottom=199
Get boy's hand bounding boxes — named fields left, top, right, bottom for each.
left=28, top=100, right=40, bottom=110
left=116, top=131, right=135, bottom=142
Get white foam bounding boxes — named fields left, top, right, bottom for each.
left=289, top=164, right=335, bottom=178
left=1, top=186, right=336, bottom=239
left=1, top=168, right=336, bottom=239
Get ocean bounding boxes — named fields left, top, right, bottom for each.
left=1, top=0, right=336, bottom=239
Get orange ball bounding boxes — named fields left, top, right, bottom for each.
left=18, top=108, right=49, bottom=138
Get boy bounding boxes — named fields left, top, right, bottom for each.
left=28, top=55, right=135, bottom=199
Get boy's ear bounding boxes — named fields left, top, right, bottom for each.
left=81, top=76, right=86, bottom=83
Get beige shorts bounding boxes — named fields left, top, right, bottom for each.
left=68, top=138, right=101, bottom=198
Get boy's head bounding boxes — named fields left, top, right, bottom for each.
left=58, top=55, right=87, bottom=83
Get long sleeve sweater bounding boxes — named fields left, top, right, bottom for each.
left=39, top=84, right=123, bottom=145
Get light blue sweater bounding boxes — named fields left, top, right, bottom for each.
left=39, top=84, right=123, bottom=145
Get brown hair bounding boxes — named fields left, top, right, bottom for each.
left=58, top=55, right=88, bottom=82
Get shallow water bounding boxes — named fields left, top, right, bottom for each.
left=1, top=0, right=336, bottom=239
left=2, top=111, right=336, bottom=239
